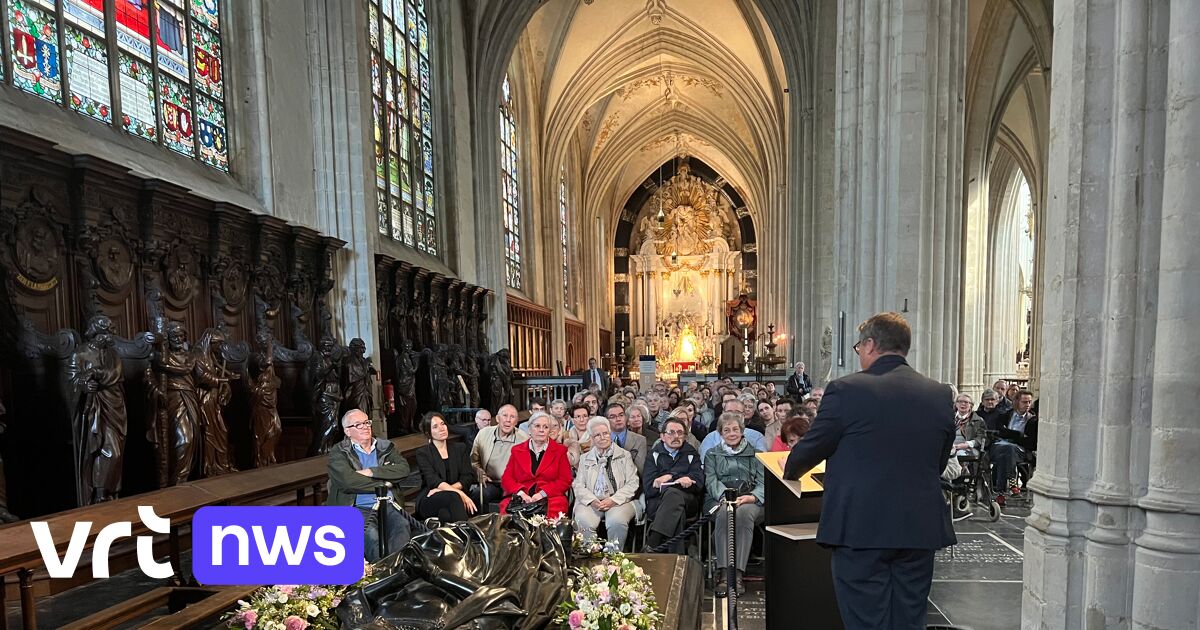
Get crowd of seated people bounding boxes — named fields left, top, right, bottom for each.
left=324, top=364, right=1038, bottom=594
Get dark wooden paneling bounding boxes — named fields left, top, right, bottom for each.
left=0, top=126, right=344, bottom=518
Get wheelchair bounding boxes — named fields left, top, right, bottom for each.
left=942, top=445, right=1001, bottom=522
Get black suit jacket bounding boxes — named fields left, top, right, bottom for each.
left=415, top=442, right=476, bottom=511
left=784, top=355, right=956, bottom=550
left=580, top=368, right=610, bottom=393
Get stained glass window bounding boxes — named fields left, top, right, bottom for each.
left=500, top=74, right=521, bottom=290
left=1, top=0, right=228, bottom=171
left=369, top=0, right=437, bottom=255
left=560, top=169, right=570, bottom=305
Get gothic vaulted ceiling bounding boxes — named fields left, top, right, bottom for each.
left=514, top=0, right=787, bottom=231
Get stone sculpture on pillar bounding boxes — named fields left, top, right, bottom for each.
left=341, top=337, right=377, bottom=418
left=308, top=336, right=343, bottom=455
left=144, top=321, right=202, bottom=487
left=395, top=339, right=419, bottom=434
left=489, top=349, right=514, bottom=408
left=67, top=314, right=129, bottom=504
left=196, top=328, right=239, bottom=477
left=0, top=396, right=17, bottom=523
left=249, top=332, right=282, bottom=468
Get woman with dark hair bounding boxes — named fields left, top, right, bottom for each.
left=772, top=411, right=813, bottom=451
left=415, top=412, right=477, bottom=523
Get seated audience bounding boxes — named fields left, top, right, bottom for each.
left=461, top=408, right=492, bottom=445
left=764, top=398, right=793, bottom=447
left=549, top=398, right=569, bottom=427
left=414, top=412, right=477, bottom=523
left=501, top=412, right=573, bottom=518
left=704, top=412, right=766, bottom=597
left=517, top=397, right=547, bottom=433
left=643, top=417, right=705, bottom=553
left=988, top=390, right=1038, bottom=502
left=605, top=402, right=647, bottom=474
left=773, top=412, right=813, bottom=451
left=749, top=401, right=773, bottom=434
left=470, top=404, right=528, bottom=508
left=976, top=389, right=1007, bottom=431
left=952, top=393, right=988, bottom=456
left=627, top=401, right=660, bottom=447
left=325, top=409, right=411, bottom=561
left=700, top=399, right=766, bottom=458
left=573, top=417, right=641, bottom=549
left=564, top=403, right=592, bottom=467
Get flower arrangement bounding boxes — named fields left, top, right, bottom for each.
left=224, top=561, right=378, bottom=630
left=571, top=532, right=621, bottom=559
left=556, top=552, right=662, bottom=630
left=523, top=512, right=565, bottom=528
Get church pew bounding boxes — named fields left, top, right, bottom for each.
left=0, top=434, right=433, bottom=630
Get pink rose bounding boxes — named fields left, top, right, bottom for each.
left=568, top=610, right=585, bottom=628
left=284, top=615, right=308, bottom=630
left=241, top=609, right=257, bottom=629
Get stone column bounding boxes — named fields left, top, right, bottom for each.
left=1022, top=1, right=1200, bottom=628
left=1131, top=3, right=1200, bottom=629
left=829, top=0, right=965, bottom=382
left=306, top=0, right=379, bottom=354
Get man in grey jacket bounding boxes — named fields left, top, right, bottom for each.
left=326, top=409, right=412, bottom=561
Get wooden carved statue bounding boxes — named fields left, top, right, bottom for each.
left=66, top=314, right=129, bottom=504
left=145, top=321, right=203, bottom=487
left=0, top=396, right=17, bottom=523
left=424, top=345, right=453, bottom=410
left=308, top=336, right=343, bottom=455
left=395, top=339, right=419, bottom=434
left=489, top=348, right=514, bottom=408
left=341, top=337, right=376, bottom=418
left=196, top=328, right=240, bottom=477
left=250, top=332, right=282, bottom=468
left=461, top=348, right=482, bottom=408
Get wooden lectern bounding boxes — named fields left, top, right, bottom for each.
left=757, top=452, right=843, bottom=630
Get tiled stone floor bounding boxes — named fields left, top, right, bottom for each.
left=703, top=496, right=1032, bottom=630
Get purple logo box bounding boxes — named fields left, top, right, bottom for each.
left=192, top=506, right=365, bottom=585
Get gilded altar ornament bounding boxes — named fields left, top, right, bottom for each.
left=68, top=314, right=129, bottom=504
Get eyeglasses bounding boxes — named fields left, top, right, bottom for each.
left=852, top=340, right=864, bottom=355
left=343, top=422, right=371, bottom=431
left=663, top=430, right=687, bottom=437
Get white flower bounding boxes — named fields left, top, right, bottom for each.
left=306, top=603, right=320, bottom=617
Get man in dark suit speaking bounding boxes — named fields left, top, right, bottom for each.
left=784, top=312, right=955, bottom=629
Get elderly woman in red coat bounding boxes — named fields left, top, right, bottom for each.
left=500, top=411, right=573, bottom=518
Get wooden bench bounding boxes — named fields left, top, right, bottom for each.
left=0, top=434, right=432, bottom=630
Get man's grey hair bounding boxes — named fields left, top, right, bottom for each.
left=716, top=411, right=745, bottom=433
left=475, top=409, right=491, bottom=420
left=981, top=389, right=998, bottom=400
left=550, top=398, right=568, bottom=408
left=341, top=409, right=367, bottom=428
left=586, top=416, right=612, bottom=437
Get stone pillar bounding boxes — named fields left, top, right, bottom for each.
left=829, top=0, right=965, bottom=382
left=1023, top=1, right=1200, bottom=628
left=1131, top=3, right=1200, bottom=628
left=306, top=0, right=379, bottom=354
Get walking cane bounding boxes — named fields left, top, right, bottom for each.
left=372, top=481, right=403, bottom=559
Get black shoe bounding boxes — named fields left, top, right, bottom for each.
left=714, top=572, right=728, bottom=598
left=735, top=569, right=745, bottom=597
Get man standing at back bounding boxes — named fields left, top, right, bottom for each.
left=784, top=312, right=955, bottom=629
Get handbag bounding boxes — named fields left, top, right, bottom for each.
left=506, top=485, right=548, bottom=518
